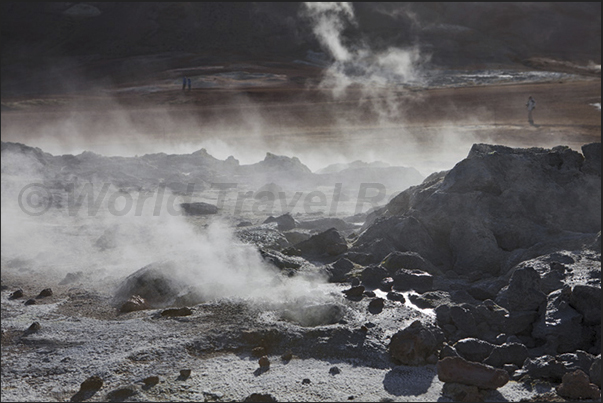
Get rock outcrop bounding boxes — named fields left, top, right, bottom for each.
left=352, top=143, right=601, bottom=275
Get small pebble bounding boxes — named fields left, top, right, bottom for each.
left=302, top=378, right=311, bottom=385
left=9, top=289, right=23, bottom=299
left=143, top=376, right=159, bottom=387
left=25, top=322, right=41, bottom=334
left=329, top=366, right=341, bottom=375
left=79, top=375, right=103, bottom=392
left=179, top=369, right=191, bottom=380
left=258, top=356, right=270, bottom=368
left=37, top=288, right=53, bottom=298
left=24, top=299, right=36, bottom=306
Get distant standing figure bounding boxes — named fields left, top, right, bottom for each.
left=187, top=78, right=192, bottom=91
left=526, top=96, right=536, bottom=125
left=182, top=76, right=187, bottom=91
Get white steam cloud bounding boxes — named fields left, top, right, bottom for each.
left=303, top=2, right=425, bottom=104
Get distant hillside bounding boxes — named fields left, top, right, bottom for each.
left=1, top=2, right=600, bottom=95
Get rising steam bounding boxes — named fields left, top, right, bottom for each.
left=302, top=2, right=425, bottom=107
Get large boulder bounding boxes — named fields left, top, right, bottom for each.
left=295, top=228, right=348, bottom=256
left=264, top=213, right=298, bottom=231
left=114, top=262, right=188, bottom=308
left=495, top=266, right=546, bottom=312
left=437, top=356, right=509, bottom=389
left=556, top=370, right=601, bottom=400
left=453, top=338, right=496, bottom=363
left=449, top=305, right=479, bottom=338
left=353, top=144, right=601, bottom=275
left=360, top=265, right=389, bottom=288
left=483, top=342, right=529, bottom=368
left=389, top=320, right=445, bottom=366
left=516, top=355, right=567, bottom=382
left=324, top=258, right=355, bottom=283
left=392, top=268, right=433, bottom=293
left=180, top=202, right=218, bottom=215
left=569, top=285, right=601, bottom=325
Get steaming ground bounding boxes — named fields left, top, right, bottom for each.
left=1, top=56, right=601, bottom=403
left=1, top=70, right=600, bottom=175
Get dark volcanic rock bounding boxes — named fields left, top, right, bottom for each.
left=484, top=343, right=529, bottom=368
left=386, top=291, right=405, bottom=303
left=324, top=258, right=355, bottom=283
left=360, top=265, right=389, bottom=287
left=343, top=285, right=365, bottom=299
left=379, top=277, right=394, bottom=292
left=37, top=288, right=53, bottom=298
left=557, top=351, right=596, bottom=375
left=259, top=249, right=305, bottom=271
left=380, top=251, right=441, bottom=275
left=24, top=322, right=41, bottom=335
left=449, top=305, right=478, bottom=338
left=441, top=382, right=485, bottom=402
left=295, top=228, right=348, bottom=256
left=244, top=393, right=277, bottom=402
left=389, top=320, right=444, bottom=366
left=143, top=376, right=159, bottom=387
left=9, top=289, right=23, bottom=299
left=264, top=213, right=298, bottom=231
left=180, top=202, right=218, bottom=215
left=368, top=297, right=385, bottom=314
left=71, top=376, right=103, bottom=402
left=532, top=288, right=585, bottom=354
left=355, top=144, right=601, bottom=276
left=437, top=356, right=509, bottom=389
left=392, top=268, right=433, bottom=293
left=495, top=266, right=546, bottom=312
left=556, top=370, right=601, bottom=400
left=258, top=356, right=270, bottom=368
left=569, top=284, right=601, bottom=325
left=106, top=387, right=137, bottom=402
left=119, top=295, right=149, bottom=313
left=161, top=307, right=193, bottom=317
left=516, top=355, right=567, bottom=382
left=581, top=142, right=601, bottom=176
left=453, top=338, right=496, bottom=363
left=114, top=262, right=187, bottom=308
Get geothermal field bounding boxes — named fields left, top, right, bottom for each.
left=1, top=3, right=601, bottom=402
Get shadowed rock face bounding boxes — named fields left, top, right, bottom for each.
left=389, top=320, right=445, bottom=366
left=354, top=143, right=602, bottom=276
left=556, top=369, right=601, bottom=400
